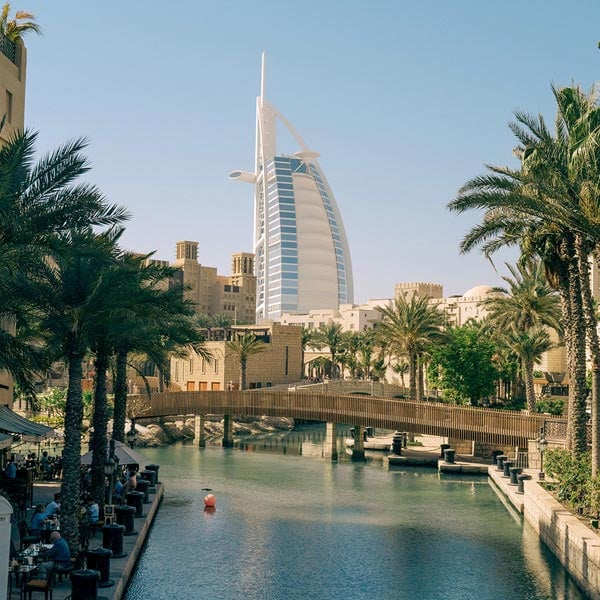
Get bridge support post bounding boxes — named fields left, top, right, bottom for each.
left=352, top=425, right=365, bottom=461
left=194, top=414, right=205, bottom=448
left=222, top=415, right=234, bottom=448
left=324, top=422, right=338, bottom=461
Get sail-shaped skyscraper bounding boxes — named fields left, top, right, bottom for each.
left=230, top=54, right=354, bottom=321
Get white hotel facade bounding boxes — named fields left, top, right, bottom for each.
left=230, top=54, right=354, bottom=321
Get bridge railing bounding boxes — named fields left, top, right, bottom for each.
left=129, top=390, right=567, bottom=446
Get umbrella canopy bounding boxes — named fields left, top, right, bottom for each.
left=0, top=405, right=56, bottom=442
left=80, top=440, right=149, bottom=466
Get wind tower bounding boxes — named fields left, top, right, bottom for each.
left=230, top=52, right=354, bottom=322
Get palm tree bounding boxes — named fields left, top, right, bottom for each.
left=212, top=313, right=233, bottom=328
left=481, top=259, right=562, bottom=334
left=18, top=229, right=126, bottom=551
left=505, top=326, right=554, bottom=412
left=312, top=323, right=344, bottom=378
left=447, top=85, right=597, bottom=457
left=0, top=3, right=40, bottom=41
left=300, top=327, right=314, bottom=379
left=111, top=254, right=211, bottom=443
left=376, top=296, right=445, bottom=400
left=0, top=131, right=127, bottom=392
left=226, top=332, right=266, bottom=390
left=391, top=360, right=409, bottom=389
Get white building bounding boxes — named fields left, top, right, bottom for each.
left=230, top=53, right=354, bottom=322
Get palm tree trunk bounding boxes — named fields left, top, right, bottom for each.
left=62, top=352, right=85, bottom=553
left=524, top=359, right=536, bottom=412
left=91, top=347, right=109, bottom=507
left=113, top=347, right=128, bottom=443
left=585, top=246, right=600, bottom=476
left=417, top=355, right=424, bottom=401
left=409, top=351, right=417, bottom=401
left=566, top=241, right=588, bottom=456
left=241, top=358, right=247, bottom=391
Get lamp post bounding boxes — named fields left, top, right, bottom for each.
left=126, top=419, right=138, bottom=449
left=536, top=429, right=548, bottom=481
left=103, top=454, right=115, bottom=506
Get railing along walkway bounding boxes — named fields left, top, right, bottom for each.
left=129, top=390, right=566, bottom=447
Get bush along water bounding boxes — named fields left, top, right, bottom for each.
left=544, top=449, right=600, bottom=517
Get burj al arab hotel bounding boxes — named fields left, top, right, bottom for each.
left=230, top=54, right=354, bottom=322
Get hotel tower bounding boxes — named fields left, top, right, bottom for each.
left=230, top=53, right=354, bottom=321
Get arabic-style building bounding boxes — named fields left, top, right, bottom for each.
left=230, top=53, right=353, bottom=321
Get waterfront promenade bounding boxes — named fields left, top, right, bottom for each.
left=9, top=480, right=163, bottom=600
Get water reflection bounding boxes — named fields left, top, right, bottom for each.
left=125, top=426, right=584, bottom=600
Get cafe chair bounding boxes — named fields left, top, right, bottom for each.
left=56, top=551, right=85, bottom=583
left=17, top=520, right=40, bottom=550
left=24, top=565, right=56, bottom=600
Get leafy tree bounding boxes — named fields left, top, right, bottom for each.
left=429, top=323, right=499, bottom=405
left=226, top=332, right=265, bottom=390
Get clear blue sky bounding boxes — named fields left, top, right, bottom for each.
left=21, top=0, right=600, bottom=301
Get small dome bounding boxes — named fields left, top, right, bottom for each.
left=463, top=285, right=495, bottom=299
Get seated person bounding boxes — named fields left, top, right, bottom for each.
left=38, top=531, right=70, bottom=577
left=45, top=493, right=61, bottom=518
left=124, top=470, right=137, bottom=493
left=30, top=504, right=47, bottom=533
left=86, top=497, right=99, bottom=524
left=114, top=478, right=124, bottom=502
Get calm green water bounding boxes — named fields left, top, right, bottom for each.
left=125, top=427, right=583, bottom=600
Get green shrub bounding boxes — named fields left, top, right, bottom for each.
left=544, top=449, right=600, bottom=515
left=535, top=398, right=564, bottom=416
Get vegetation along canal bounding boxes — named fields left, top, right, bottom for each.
left=124, top=426, right=583, bottom=600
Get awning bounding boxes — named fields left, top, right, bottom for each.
left=0, top=405, right=56, bottom=442
left=80, top=440, right=148, bottom=466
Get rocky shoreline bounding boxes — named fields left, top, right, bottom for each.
left=132, top=415, right=295, bottom=447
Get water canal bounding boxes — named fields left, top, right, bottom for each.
left=124, top=426, right=583, bottom=600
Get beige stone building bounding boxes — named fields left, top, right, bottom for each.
left=172, top=241, right=256, bottom=324
left=0, top=36, right=26, bottom=405
left=170, top=323, right=302, bottom=391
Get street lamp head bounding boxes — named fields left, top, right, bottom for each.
left=127, top=418, right=138, bottom=448
left=103, top=456, right=115, bottom=477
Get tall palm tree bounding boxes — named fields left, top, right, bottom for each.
left=18, top=229, right=126, bottom=551
left=312, top=323, right=344, bottom=379
left=0, top=131, right=127, bottom=391
left=481, top=259, right=562, bottom=334
left=111, top=254, right=211, bottom=443
left=226, top=332, right=266, bottom=390
left=376, top=296, right=445, bottom=400
left=0, top=3, right=40, bottom=41
left=505, top=327, right=554, bottom=412
left=447, top=85, right=598, bottom=457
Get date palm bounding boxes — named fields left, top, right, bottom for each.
left=505, top=326, right=554, bottom=412
left=447, top=85, right=598, bottom=457
left=312, top=323, right=344, bottom=379
left=376, top=296, right=445, bottom=400
left=0, top=131, right=127, bottom=391
left=226, top=332, right=266, bottom=390
left=0, top=3, right=40, bottom=41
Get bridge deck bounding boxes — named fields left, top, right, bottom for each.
left=129, top=390, right=566, bottom=447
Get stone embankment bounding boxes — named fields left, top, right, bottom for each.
left=133, top=415, right=294, bottom=447
left=489, top=465, right=600, bottom=599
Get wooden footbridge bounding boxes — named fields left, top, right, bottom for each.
left=129, top=389, right=566, bottom=447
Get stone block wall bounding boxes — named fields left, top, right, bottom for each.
left=523, top=479, right=600, bottom=598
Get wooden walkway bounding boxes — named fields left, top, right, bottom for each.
left=129, top=390, right=566, bottom=447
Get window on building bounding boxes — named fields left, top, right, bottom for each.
left=214, top=360, right=218, bottom=374
left=189, top=358, right=193, bottom=373
left=6, top=91, right=12, bottom=124
left=285, top=345, right=289, bottom=375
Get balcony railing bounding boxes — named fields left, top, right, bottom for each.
left=0, top=32, right=16, bottom=63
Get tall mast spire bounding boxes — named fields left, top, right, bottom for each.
left=260, top=51, right=266, bottom=108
